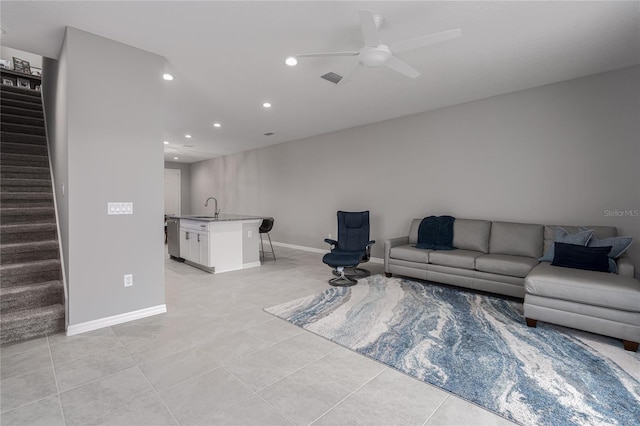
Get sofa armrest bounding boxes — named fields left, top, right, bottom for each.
left=616, top=254, right=635, bottom=278
left=385, top=236, right=409, bottom=271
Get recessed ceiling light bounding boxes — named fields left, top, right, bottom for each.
left=213, top=123, right=221, bottom=128
left=173, top=157, right=178, bottom=160
left=262, top=102, right=272, bottom=108
left=185, top=134, right=192, bottom=138
left=163, top=73, right=174, bottom=81
left=163, top=141, right=169, bottom=145
left=285, top=57, right=297, bottom=66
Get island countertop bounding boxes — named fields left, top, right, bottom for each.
left=168, top=214, right=265, bottom=222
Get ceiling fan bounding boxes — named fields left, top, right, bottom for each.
left=295, top=10, right=461, bottom=85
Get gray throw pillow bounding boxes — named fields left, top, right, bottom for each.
left=578, top=228, right=633, bottom=273
left=579, top=228, right=633, bottom=258
left=539, top=227, right=593, bottom=262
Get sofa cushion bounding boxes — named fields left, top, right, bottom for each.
left=453, top=219, right=491, bottom=253
left=408, top=219, right=422, bottom=245
left=551, top=242, right=611, bottom=273
left=539, top=227, right=593, bottom=262
left=429, top=249, right=483, bottom=270
left=489, top=221, right=544, bottom=258
left=476, top=254, right=540, bottom=278
left=389, top=245, right=430, bottom=263
left=525, top=262, right=640, bottom=312
left=543, top=225, right=618, bottom=253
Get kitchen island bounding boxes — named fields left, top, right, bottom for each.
left=169, top=214, right=265, bottom=274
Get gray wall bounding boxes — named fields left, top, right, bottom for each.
left=190, top=66, right=640, bottom=277
left=45, top=28, right=165, bottom=326
left=164, top=161, right=191, bottom=215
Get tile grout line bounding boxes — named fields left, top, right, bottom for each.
left=46, top=333, right=68, bottom=426
left=110, top=326, right=183, bottom=426
left=308, top=366, right=390, bottom=426
left=422, top=394, right=449, bottom=426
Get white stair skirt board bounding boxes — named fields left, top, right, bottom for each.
left=271, top=241, right=383, bottom=264
left=243, top=261, right=261, bottom=269
left=66, top=304, right=167, bottom=336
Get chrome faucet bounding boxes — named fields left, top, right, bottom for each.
left=204, top=197, right=220, bottom=218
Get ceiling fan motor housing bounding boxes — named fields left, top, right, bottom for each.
left=359, top=45, right=392, bottom=67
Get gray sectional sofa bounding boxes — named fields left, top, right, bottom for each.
left=384, top=218, right=640, bottom=351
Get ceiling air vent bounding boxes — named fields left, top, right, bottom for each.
left=263, top=132, right=275, bottom=136
left=321, top=72, right=343, bottom=85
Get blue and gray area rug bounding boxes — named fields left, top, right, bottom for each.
left=265, top=275, right=640, bottom=426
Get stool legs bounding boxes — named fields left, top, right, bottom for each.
left=260, top=232, right=276, bottom=261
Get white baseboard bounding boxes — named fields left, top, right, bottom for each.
left=66, top=304, right=167, bottom=336
left=271, top=241, right=383, bottom=264
left=243, top=261, right=261, bottom=269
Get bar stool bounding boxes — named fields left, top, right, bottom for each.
left=259, top=217, right=276, bottom=261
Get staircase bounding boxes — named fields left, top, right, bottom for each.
left=1, top=83, right=65, bottom=345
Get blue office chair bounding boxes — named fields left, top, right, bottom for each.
left=322, top=211, right=375, bottom=286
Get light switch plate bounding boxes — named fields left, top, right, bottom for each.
left=124, top=274, right=133, bottom=287
left=108, top=202, right=134, bottom=215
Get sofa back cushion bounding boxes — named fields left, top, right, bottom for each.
left=543, top=225, right=617, bottom=253
left=408, top=218, right=422, bottom=245
left=452, top=219, right=492, bottom=253
left=489, top=221, right=544, bottom=258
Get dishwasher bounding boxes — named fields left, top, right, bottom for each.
left=166, top=217, right=182, bottom=260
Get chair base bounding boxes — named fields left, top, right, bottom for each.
left=332, top=267, right=370, bottom=278
left=329, top=275, right=358, bottom=287
left=328, top=266, right=359, bottom=287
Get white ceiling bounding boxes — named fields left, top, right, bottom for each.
left=2, top=1, right=638, bottom=163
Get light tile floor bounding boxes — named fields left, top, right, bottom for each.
left=0, top=247, right=516, bottom=426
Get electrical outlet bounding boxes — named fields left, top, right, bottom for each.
left=248, top=230, right=253, bottom=238
left=328, top=233, right=332, bottom=239
left=124, top=274, right=133, bottom=287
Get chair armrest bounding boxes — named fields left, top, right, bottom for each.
left=363, top=240, right=376, bottom=260
left=616, top=254, right=635, bottom=278
left=384, top=236, right=409, bottom=271
left=324, top=238, right=338, bottom=249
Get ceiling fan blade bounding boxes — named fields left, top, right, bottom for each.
left=391, top=29, right=461, bottom=53
left=296, top=51, right=359, bottom=58
left=359, top=10, right=381, bottom=47
left=337, top=63, right=363, bottom=85
left=384, top=56, right=420, bottom=78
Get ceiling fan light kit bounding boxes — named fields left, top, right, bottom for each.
left=294, top=10, right=461, bottom=85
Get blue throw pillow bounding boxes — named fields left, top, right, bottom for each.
left=552, top=242, right=612, bottom=272
left=539, top=227, right=593, bottom=262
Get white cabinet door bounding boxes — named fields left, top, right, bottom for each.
left=198, top=232, right=210, bottom=267
left=179, top=229, right=190, bottom=260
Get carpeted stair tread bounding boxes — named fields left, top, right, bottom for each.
left=1, top=240, right=59, bottom=254
left=1, top=178, right=52, bottom=187
left=0, top=304, right=65, bottom=345
left=0, top=281, right=63, bottom=313
left=1, top=165, right=50, bottom=179
left=1, top=222, right=57, bottom=234
left=1, top=113, right=45, bottom=128
left=0, top=132, right=47, bottom=145
left=1, top=141, right=48, bottom=156
left=0, top=105, right=44, bottom=119
left=0, top=89, right=42, bottom=105
left=0, top=207, right=55, bottom=216
left=0, top=123, right=46, bottom=136
left=1, top=152, right=49, bottom=167
left=0, top=207, right=56, bottom=225
left=1, top=97, right=43, bottom=111
left=1, top=191, right=53, bottom=201
left=1, top=259, right=61, bottom=276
